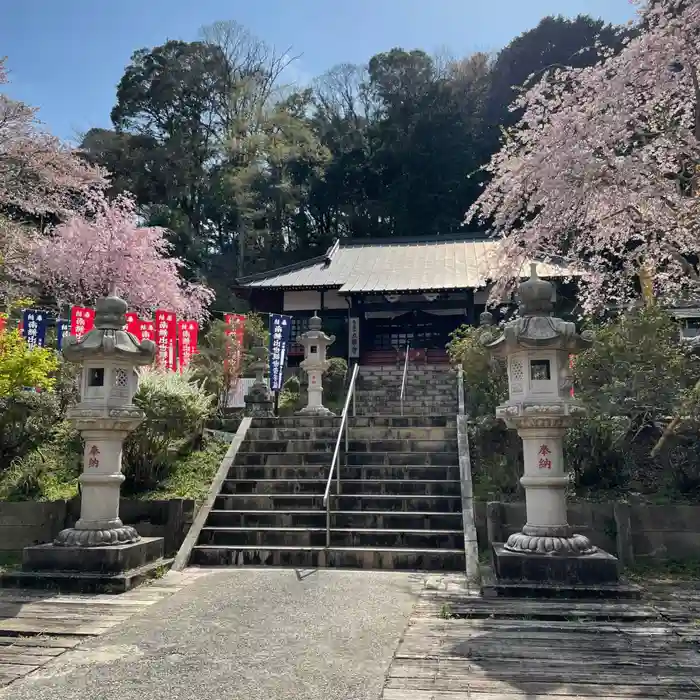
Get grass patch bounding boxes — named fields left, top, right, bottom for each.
left=0, top=436, right=228, bottom=504
left=137, top=437, right=228, bottom=502
left=626, top=558, right=700, bottom=582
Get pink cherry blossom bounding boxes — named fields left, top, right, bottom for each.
left=30, top=191, right=214, bottom=320
left=468, top=1, right=700, bottom=314
left=0, top=57, right=105, bottom=218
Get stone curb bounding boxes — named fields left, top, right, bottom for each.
left=172, top=417, right=252, bottom=571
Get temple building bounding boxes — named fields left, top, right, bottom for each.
left=234, top=234, right=574, bottom=365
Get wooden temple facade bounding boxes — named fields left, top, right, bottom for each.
left=234, top=234, right=572, bottom=365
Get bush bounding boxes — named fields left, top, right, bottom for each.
left=0, top=329, right=59, bottom=396
left=122, top=368, right=215, bottom=492
left=446, top=324, right=507, bottom=417
left=324, top=357, right=348, bottom=402
left=0, top=421, right=82, bottom=501
left=449, top=306, right=700, bottom=502
left=0, top=391, right=63, bottom=468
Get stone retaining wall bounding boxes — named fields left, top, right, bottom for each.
left=0, top=498, right=196, bottom=558
left=481, top=500, right=700, bottom=566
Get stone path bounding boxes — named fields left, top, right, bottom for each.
left=0, top=568, right=420, bottom=700
left=0, top=569, right=211, bottom=686
left=383, top=573, right=700, bottom=699
left=4, top=568, right=700, bottom=698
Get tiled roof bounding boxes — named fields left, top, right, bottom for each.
left=237, top=235, right=574, bottom=293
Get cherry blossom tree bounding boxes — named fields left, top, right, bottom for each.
left=468, top=1, right=700, bottom=314
left=0, top=56, right=105, bottom=309
left=0, top=56, right=104, bottom=219
left=30, top=192, right=215, bottom=320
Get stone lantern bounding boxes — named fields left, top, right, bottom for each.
left=296, top=312, right=336, bottom=416
left=10, top=293, right=167, bottom=592
left=244, top=343, right=274, bottom=417
left=481, top=264, right=620, bottom=590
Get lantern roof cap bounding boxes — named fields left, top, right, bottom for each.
left=61, top=294, right=156, bottom=365
left=518, top=263, right=554, bottom=316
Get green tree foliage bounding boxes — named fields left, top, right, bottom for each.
left=79, top=14, right=630, bottom=290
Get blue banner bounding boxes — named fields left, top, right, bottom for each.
left=268, top=314, right=292, bottom=391
left=22, top=310, right=48, bottom=350
left=56, top=320, right=70, bottom=350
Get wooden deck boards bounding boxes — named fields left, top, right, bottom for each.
left=382, top=574, right=700, bottom=699
left=0, top=569, right=210, bottom=688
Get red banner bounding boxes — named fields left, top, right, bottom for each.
left=224, top=313, right=245, bottom=374
left=0, top=316, right=5, bottom=334
left=155, top=310, right=177, bottom=371
left=139, top=320, right=155, bottom=343
left=125, top=312, right=140, bottom=337
left=178, top=320, right=199, bottom=371
left=70, top=306, right=95, bottom=340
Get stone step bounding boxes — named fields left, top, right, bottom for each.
left=235, top=451, right=457, bottom=467
left=238, top=438, right=457, bottom=454
left=226, top=464, right=461, bottom=480
left=354, top=408, right=457, bottom=417
left=206, top=509, right=464, bottom=529
left=219, top=478, right=461, bottom=496
left=198, top=526, right=465, bottom=549
left=190, top=545, right=466, bottom=570
left=213, top=493, right=462, bottom=512
left=250, top=415, right=455, bottom=429
left=245, top=426, right=456, bottom=441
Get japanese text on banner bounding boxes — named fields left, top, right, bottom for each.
left=224, top=313, right=245, bottom=374
left=155, top=310, right=177, bottom=371
left=70, top=306, right=95, bottom=340
left=268, top=314, right=292, bottom=391
left=22, top=310, right=48, bottom=349
left=139, top=320, right=155, bottom=342
left=125, top=312, right=141, bottom=338
left=178, top=320, right=199, bottom=371
left=56, top=320, right=70, bottom=350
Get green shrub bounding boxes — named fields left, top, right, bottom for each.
left=446, top=324, right=507, bottom=417
left=0, top=391, right=63, bottom=468
left=324, top=357, right=348, bottom=402
left=0, top=421, right=82, bottom=501
left=123, top=368, right=215, bottom=492
left=0, top=329, right=59, bottom=396
left=447, top=307, right=700, bottom=502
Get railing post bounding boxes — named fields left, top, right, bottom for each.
left=400, top=343, right=410, bottom=417
left=323, top=363, right=360, bottom=548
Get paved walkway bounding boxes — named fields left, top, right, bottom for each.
left=0, top=569, right=421, bottom=700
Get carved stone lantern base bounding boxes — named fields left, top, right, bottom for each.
left=5, top=537, right=166, bottom=594
left=54, top=523, right=141, bottom=547
left=503, top=525, right=597, bottom=556
left=482, top=543, right=641, bottom=599
left=295, top=405, right=336, bottom=417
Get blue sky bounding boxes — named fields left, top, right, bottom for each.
left=1, top=0, right=636, bottom=143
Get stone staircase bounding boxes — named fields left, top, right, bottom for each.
left=354, top=363, right=458, bottom=416
left=190, top=415, right=465, bottom=571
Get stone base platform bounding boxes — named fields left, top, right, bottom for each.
left=1, top=538, right=170, bottom=594
left=482, top=544, right=641, bottom=600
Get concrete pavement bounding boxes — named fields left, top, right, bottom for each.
left=0, top=568, right=421, bottom=700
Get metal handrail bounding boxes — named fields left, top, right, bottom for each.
left=457, top=364, right=465, bottom=416
left=400, top=342, right=410, bottom=416
left=323, top=362, right=360, bottom=546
